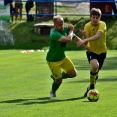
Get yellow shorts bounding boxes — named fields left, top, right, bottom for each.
left=47, top=56, right=75, bottom=79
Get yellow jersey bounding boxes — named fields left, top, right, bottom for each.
left=84, top=21, right=107, bottom=54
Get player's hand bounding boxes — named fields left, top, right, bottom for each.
left=68, top=24, right=74, bottom=31
left=79, top=29, right=86, bottom=36
left=77, top=39, right=86, bottom=47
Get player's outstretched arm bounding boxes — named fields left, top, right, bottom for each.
left=73, top=34, right=90, bottom=52
left=78, top=31, right=102, bottom=46
left=59, top=24, right=74, bottom=42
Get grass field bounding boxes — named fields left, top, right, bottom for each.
left=0, top=2, right=117, bottom=116
left=0, top=50, right=117, bottom=117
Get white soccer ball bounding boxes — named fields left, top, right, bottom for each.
left=87, top=89, right=99, bottom=102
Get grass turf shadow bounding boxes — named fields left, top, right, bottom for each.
left=0, top=96, right=85, bottom=105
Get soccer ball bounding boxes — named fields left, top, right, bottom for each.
left=87, top=89, right=99, bottom=102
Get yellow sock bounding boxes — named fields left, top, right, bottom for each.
left=90, top=71, right=97, bottom=89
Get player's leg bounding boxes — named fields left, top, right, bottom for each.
left=15, top=8, right=18, bottom=22
left=84, top=52, right=106, bottom=97
left=95, top=52, right=107, bottom=83
left=61, top=56, right=77, bottom=79
left=89, top=59, right=99, bottom=89
left=84, top=59, right=99, bottom=97
left=50, top=78, right=62, bottom=98
left=47, top=61, right=63, bottom=98
left=19, top=8, right=22, bottom=22
left=84, top=52, right=99, bottom=97
left=95, top=71, right=99, bottom=83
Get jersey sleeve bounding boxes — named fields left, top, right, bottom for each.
left=98, top=22, right=106, bottom=33
left=50, top=26, right=69, bottom=41
left=84, top=24, right=90, bottom=38
left=50, top=31, right=62, bottom=41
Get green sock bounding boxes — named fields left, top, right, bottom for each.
left=52, top=81, right=60, bottom=92
left=62, top=71, right=72, bottom=79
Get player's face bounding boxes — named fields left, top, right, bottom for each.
left=90, top=15, right=100, bottom=26
left=55, top=18, right=64, bottom=32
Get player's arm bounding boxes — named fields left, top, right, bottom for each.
left=79, top=29, right=88, bottom=45
left=84, top=31, right=102, bottom=41
left=79, top=29, right=87, bottom=37
left=78, top=31, right=102, bottom=46
left=73, top=34, right=90, bottom=52
left=58, top=24, right=74, bottom=42
left=58, top=30, right=73, bottom=42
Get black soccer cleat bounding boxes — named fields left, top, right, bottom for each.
left=84, top=84, right=95, bottom=97
left=84, top=87, right=89, bottom=97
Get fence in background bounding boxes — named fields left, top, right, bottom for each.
left=11, top=0, right=117, bottom=20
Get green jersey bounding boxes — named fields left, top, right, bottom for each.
left=46, top=26, right=69, bottom=62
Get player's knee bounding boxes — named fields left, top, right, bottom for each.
left=72, top=72, right=77, bottom=77
left=93, top=64, right=99, bottom=71
left=55, top=78, right=62, bottom=85
left=94, top=66, right=99, bottom=71
left=72, top=71, right=77, bottom=77
left=69, top=70, right=77, bottom=78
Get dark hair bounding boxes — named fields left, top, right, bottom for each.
left=90, top=8, right=102, bottom=17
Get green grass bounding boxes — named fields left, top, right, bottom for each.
left=0, top=3, right=117, bottom=116
left=0, top=50, right=117, bottom=117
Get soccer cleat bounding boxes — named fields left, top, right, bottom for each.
left=50, top=91, right=56, bottom=98
left=84, top=85, right=95, bottom=97
left=84, top=87, right=89, bottom=97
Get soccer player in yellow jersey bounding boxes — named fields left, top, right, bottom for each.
left=78, top=8, right=107, bottom=97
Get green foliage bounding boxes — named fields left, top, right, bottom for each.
left=1, top=2, right=117, bottom=50
left=105, top=17, right=117, bottom=49
left=7, top=16, right=117, bottom=50
left=0, top=50, right=117, bottom=117
left=56, top=5, right=77, bottom=14
left=0, top=16, right=10, bottom=22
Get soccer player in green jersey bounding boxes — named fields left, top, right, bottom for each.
left=46, top=15, right=89, bottom=98
left=78, top=8, right=107, bottom=97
